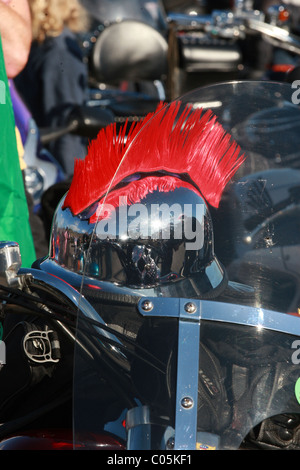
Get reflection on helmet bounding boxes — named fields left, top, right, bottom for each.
left=45, top=100, right=245, bottom=298
left=49, top=186, right=226, bottom=298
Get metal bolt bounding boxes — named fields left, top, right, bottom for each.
left=141, top=300, right=154, bottom=312
left=166, top=437, right=175, bottom=450
left=184, top=302, right=197, bottom=314
left=181, top=396, right=194, bottom=409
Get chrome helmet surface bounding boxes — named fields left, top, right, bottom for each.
left=40, top=100, right=245, bottom=299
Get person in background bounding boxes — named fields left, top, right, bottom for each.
left=15, top=0, right=90, bottom=178
left=0, top=0, right=32, bottom=78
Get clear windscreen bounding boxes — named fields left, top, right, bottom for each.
left=70, top=80, right=300, bottom=449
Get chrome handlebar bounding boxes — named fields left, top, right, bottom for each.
left=167, top=3, right=300, bottom=54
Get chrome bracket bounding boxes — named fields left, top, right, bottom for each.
left=138, top=297, right=201, bottom=450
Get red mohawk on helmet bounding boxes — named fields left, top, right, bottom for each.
left=63, top=101, right=245, bottom=221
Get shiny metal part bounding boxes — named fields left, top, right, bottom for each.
left=141, top=299, right=154, bottom=311
left=181, top=397, right=194, bottom=409
left=0, top=241, right=22, bottom=287
left=184, top=302, right=197, bottom=314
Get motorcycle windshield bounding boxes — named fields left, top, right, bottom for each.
left=70, top=81, right=300, bottom=450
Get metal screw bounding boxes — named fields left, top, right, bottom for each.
left=166, top=437, right=175, bottom=450
left=184, top=302, right=197, bottom=314
left=141, top=300, right=154, bottom=312
left=181, top=397, right=194, bottom=409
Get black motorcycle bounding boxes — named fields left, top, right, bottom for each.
left=0, top=80, right=299, bottom=450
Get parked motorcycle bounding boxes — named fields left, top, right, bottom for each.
left=81, top=0, right=300, bottom=101
left=79, top=0, right=235, bottom=101
left=166, top=0, right=300, bottom=97
left=0, top=79, right=299, bottom=451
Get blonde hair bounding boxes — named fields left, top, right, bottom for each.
left=30, top=0, right=90, bottom=42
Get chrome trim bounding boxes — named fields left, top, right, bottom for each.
left=0, top=242, right=22, bottom=287
left=138, top=298, right=300, bottom=336
left=246, top=18, right=300, bottom=54
left=126, top=406, right=152, bottom=450
left=174, top=301, right=200, bottom=450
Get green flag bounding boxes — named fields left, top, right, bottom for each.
left=0, top=37, right=35, bottom=267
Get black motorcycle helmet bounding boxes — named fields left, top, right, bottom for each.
left=41, top=100, right=245, bottom=299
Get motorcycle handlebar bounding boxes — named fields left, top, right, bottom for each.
left=245, top=18, right=300, bottom=54
left=168, top=6, right=300, bottom=54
